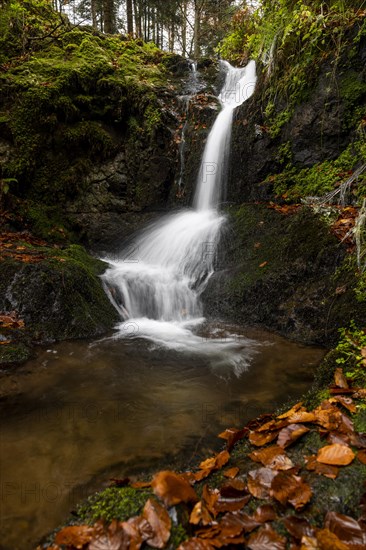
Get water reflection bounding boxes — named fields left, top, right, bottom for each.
left=0, top=324, right=325, bottom=549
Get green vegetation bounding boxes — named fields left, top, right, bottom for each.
left=0, top=0, right=182, bottom=232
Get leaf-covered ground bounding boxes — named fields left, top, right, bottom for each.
left=43, top=339, right=366, bottom=550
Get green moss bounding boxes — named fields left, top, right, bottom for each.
left=76, top=487, right=152, bottom=524
left=0, top=342, right=32, bottom=367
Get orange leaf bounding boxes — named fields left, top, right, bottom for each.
left=223, top=467, right=239, bottom=479
left=151, top=471, right=198, bottom=507
left=142, top=498, right=171, bottom=548
left=316, top=444, right=355, bottom=466
left=247, top=467, right=277, bottom=499
left=249, top=444, right=294, bottom=470
left=270, top=472, right=312, bottom=510
left=325, top=511, right=366, bottom=547
left=247, top=523, right=286, bottom=550
left=305, top=455, right=339, bottom=479
left=249, top=430, right=279, bottom=447
left=334, top=368, right=349, bottom=389
left=277, top=402, right=304, bottom=419
left=277, top=424, right=310, bottom=448
left=315, top=528, right=349, bottom=550
left=189, top=501, right=212, bottom=526
left=199, top=450, right=230, bottom=471
left=55, top=525, right=94, bottom=548
left=259, top=261, right=268, bottom=268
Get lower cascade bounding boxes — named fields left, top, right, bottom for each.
left=102, top=60, right=257, bottom=367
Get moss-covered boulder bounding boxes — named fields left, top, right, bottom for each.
left=0, top=243, right=119, bottom=366
left=202, top=204, right=366, bottom=346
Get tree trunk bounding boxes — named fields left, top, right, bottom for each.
left=91, top=0, right=98, bottom=29
left=182, top=0, right=187, bottom=57
left=126, top=0, right=134, bottom=35
left=103, top=0, right=115, bottom=33
left=193, top=0, right=201, bottom=59
left=134, top=0, right=142, bottom=37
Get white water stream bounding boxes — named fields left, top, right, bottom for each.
left=102, top=60, right=257, bottom=370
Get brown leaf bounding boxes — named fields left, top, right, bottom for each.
left=247, top=523, right=286, bottom=550
left=201, top=485, right=219, bottom=516
left=277, top=402, right=304, bottom=419
left=190, top=501, right=213, bottom=526
left=334, top=368, right=349, bottom=389
left=315, top=528, right=349, bottom=550
left=271, top=472, right=312, bottom=510
left=88, top=520, right=131, bottom=550
left=193, top=469, right=212, bottom=482
left=223, top=467, right=239, bottom=479
left=305, top=455, right=339, bottom=479
left=247, top=467, right=277, bottom=499
left=314, top=406, right=342, bottom=431
left=316, top=444, right=355, bottom=466
left=120, top=517, right=144, bottom=550
left=55, top=525, right=94, bottom=548
left=300, top=535, right=319, bottom=549
left=325, top=511, right=366, bottom=547
left=142, top=498, right=171, bottom=548
left=259, top=261, right=268, bottom=268
left=218, top=427, right=248, bottom=451
left=277, top=424, right=310, bottom=448
left=178, top=538, right=214, bottom=550
left=249, top=430, right=280, bottom=447
left=199, top=450, right=230, bottom=471
left=329, top=396, right=357, bottom=413
left=151, top=471, right=198, bottom=507
left=249, top=445, right=294, bottom=470
left=220, top=479, right=248, bottom=498
left=358, top=450, right=366, bottom=464
left=288, top=411, right=317, bottom=424
left=253, top=505, right=277, bottom=523
left=130, top=481, right=151, bottom=489
left=214, top=494, right=251, bottom=514
left=283, top=516, right=314, bottom=540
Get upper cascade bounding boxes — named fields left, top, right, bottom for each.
left=193, top=60, right=257, bottom=211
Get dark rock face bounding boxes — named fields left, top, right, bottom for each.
left=0, top=245, right=119, bottom=366
left=202, top=205, right=365, bottom=346
left=228, top=34, right=366, bottom=203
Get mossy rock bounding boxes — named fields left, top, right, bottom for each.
left=0, top=244, right=119, bottom=351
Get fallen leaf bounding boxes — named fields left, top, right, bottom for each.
left=271, top=472, right=312, bottom=510
left=201, top=485, right=219, bottom=516
left=142, top=498, right=171, bottom=548
left=315, top=528, right=349, bottom=550
left=325, top=511, right=366, bottom=547
left=199, top=450, right=230, bottom=471
left=55, top=525, right=94, bottom=548
left=305, top=455, right=339, bottom=479
left=249, top=430, right=280, bottom=447
left=247, top=523, right=287, bottom=550
left=151, top=471, right=198, bottom=506
left=223, top=467, right=239, bottom=479
left=316, top=444, right=355, bottom=466
left=178, top=538, right=214, bottom=550
left=329, top=396, right=357, bottom=413
left=88, top=520, right=130, bottom=550
left=288, top=411, right=317, bottom=424
left=283, top=516, right=314, bottom=540
left=219, top=479, right=247, bottom=498
left=190, top=501, right=212, bottom=526
left=253, top=505, right=277, bottom=523
left=277, top=402, right=304, bottom=419
left=247, top=467, right=277, bottom=499
left=334, top=368, right=349, bottom=389
left=249, top=445, right=294, bottom=470
left=358, top=450, right=366, bottom=464
left=277, top=424, right=310, bottom=448
left=259, top=261, right=268, bottom=268
left=218, top=427, right=248, bottom=451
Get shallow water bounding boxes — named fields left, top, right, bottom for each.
left=0, top=323, right=325, bottom=549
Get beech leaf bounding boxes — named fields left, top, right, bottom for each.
left=316, top=444, right=355, bottom=466
left=142, top=498, right=171, bottom=548
left=55, top=525, right=94, bottom=548
left=152, top=471, right=198, bottom=506
left=247, top=524, right=286, bottom=550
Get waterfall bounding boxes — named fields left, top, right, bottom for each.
left=102, top=60, right=257, bottom=365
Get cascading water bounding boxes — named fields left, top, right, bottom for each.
left=102, top=60, right=257, bottom=370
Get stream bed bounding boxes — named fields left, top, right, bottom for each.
left=0, top=323, right=325, bottom=549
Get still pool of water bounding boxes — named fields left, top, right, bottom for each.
left=0, top=324, right=325, bottom=549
